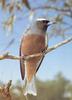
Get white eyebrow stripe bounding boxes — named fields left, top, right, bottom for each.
left=36, top=18, right=47, bottom=21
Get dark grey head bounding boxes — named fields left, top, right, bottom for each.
left=35, top=18, right=50, bottom=32
left=31, top=18, right=55, bottom=34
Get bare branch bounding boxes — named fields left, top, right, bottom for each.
left=0, top=37, right=72, bottom=61
left=32, top=5, right=70, bottom=13
left=31, top=5, right=72, bottom=18
left=0, top=52, right=20, bottom=60
left=46, top=36, right=72, bottom=53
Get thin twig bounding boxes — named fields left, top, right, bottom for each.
left=0, top=37, right=72, bottom=60
left=45, top=36, right=72, bottom=53
left=32, top=5, right=71, bottom=12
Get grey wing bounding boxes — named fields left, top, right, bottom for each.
left=19, top=39, right=25, bottom=80
left=36, top=34, right=48, bottom=73
left=19, top=27, right=31, bottom=80
left=36, top=55, right=44, bottom=72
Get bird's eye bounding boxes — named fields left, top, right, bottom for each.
left=42, top=20, right=49, bottom=24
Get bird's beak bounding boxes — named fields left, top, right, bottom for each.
left=48, top=21, right=56, bottom=26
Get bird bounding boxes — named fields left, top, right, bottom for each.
left=19, top=18, right=55, bottom=96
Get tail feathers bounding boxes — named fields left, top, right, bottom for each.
left=24, top=76, right=37, bottom=96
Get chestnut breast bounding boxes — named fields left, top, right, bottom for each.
left=21, top=34, right=45, bottom=56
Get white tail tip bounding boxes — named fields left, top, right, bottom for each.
left=24, top=76, right=37, bottom=96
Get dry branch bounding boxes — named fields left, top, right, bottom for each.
left=0, top=37, right=72, bottom=61
left=32, top=5, right=70, bottom=12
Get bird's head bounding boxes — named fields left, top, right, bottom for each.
left=34, top=18, right=55, bottom=32
left=31, top=18, right=56, bottom=34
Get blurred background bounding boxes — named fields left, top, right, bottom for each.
left=0, top=0, right=72, bottom=100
